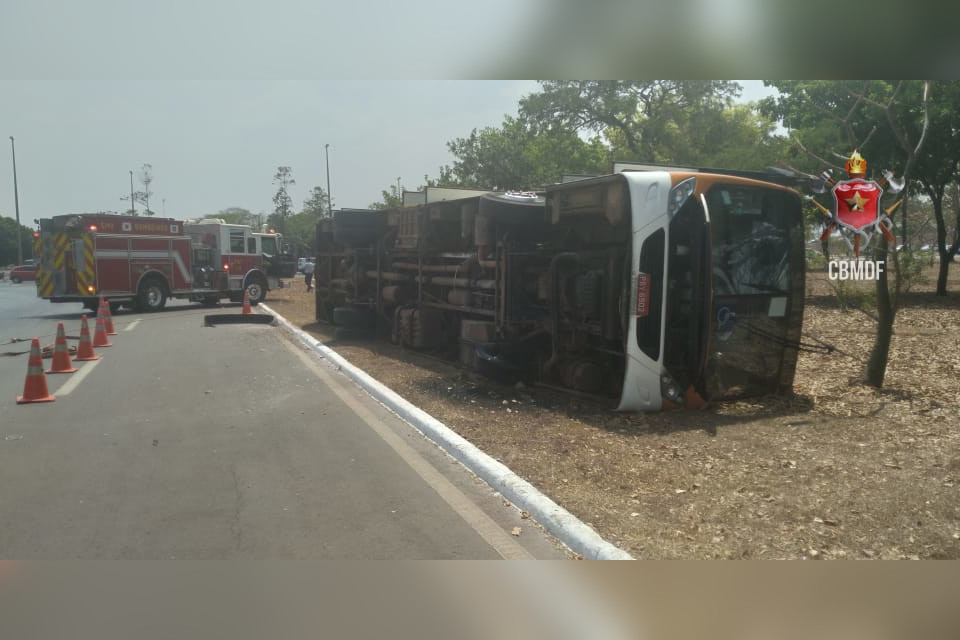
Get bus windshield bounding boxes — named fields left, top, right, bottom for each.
left=704, top=183, right=804, bottom=400
left=708, top=185, right=794, bottom=296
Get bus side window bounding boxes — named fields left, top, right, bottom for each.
left=636, top=228, right=665, bottom=361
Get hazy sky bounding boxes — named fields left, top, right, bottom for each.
left=1, top=3, right=777, bottom=223
left=0, top=80, right=542, bottom=220
left=0, top=80, right=774, bottom=224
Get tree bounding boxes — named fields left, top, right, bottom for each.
left=302, top=186, right=332, bottom=218
left=136, top=164, right=155, bottom=216
left=0, top=216, right=34, bottom=265
left=436, top=115, right=610, bottom=190
left=369, top=184, right=404, bottom=210
left=212, top=207, right=258, bottom=226
left=271, top=166, right=295, bottom=234
left=518, top=80, right=747, bottom=163
left=763, top=80, right=931, bottom=388
left=277, top=186, right=334, bottom=255
left=910, top=81, right=960, bottom=295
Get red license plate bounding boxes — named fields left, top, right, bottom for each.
left=636, top=273, right=651, bottom=317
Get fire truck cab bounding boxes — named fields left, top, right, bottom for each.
left=34, top=214, right=294, bottom=312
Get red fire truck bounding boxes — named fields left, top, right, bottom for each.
left=34, top=214, right=296, bottom=312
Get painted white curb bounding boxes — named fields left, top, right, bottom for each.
left=261, top=303, right=634, bottom=560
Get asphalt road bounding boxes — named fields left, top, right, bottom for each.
left=0, top=282, right=566, bottom=558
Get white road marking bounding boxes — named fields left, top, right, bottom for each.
left=124, top=319, right=141, bottom=332
left=279, top=338, right=535, bottom=560
left=56, top=358, right=102, bottom=396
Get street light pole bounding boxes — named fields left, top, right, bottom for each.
left=324, top=144, right=332, bottom=216
left=9, top=136, right=23, bottom=266
left=129, top=170, right=135, bottom=215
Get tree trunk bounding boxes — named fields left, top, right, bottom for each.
left=936, top=254, right=950, bottom=296
left=865, top=237, right=894, bottom=387
left=900, top=214, right=907, bottom=252
left=931, top=190, right=951, bottom=296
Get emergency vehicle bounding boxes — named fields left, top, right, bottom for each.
left=34, top=214, right=296, bottom=312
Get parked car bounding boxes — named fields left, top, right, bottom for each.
left=9, top=264, right=36, bottom=283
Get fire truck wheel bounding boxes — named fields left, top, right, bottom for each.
left=137, top=278, right=167, bottom=312
left=244, top=278, right=267, bottom=305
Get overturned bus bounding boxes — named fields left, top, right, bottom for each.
left=315, top=168, right=805, bottom=411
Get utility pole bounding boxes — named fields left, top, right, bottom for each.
left=324, top=144, right=332, bottom=216
left=129, top=170, right=136, bottom=215
left=9, top=136, right=23, bottom=265
left=396, top=177, right=401, bottom=203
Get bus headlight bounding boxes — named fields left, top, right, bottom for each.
left=668, top=178, right=696, bottom=217
left=661, top=373, right=685, bottom=405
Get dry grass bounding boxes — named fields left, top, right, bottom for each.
left=266, top=267, right=960, bottom=559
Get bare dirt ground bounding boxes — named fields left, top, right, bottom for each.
left=267, top=266, right=960, bottom=559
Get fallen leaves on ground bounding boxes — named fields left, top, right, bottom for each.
left=266, top=267, right=960, bottom=559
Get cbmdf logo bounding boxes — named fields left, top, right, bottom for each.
left=812, top=150, right=905, bottom=280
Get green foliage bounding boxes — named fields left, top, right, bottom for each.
left=805, top=247, right=826, bottom=270
left=436, top=115, right=610, bottom=190
left=272, top=166, right=295, bottom=227
left=830, top=278, right=877, bottom=314
left=892, top=250, right=929, bottom=302
left=302, top=186, right=331, bottom=218
left=0, top=216, right=34, bottom=265
left=910, top=81, right=960, bottom=295
left=760, top=80, right=918, bottom=179
left=517, top=80, right=782, bottom=168
left=283, top=212, right=319, bottom=255
left=369, top=185, right=403, bottom=210
left=765, top=80, right=935, bottom=388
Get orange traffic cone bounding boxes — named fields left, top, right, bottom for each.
left=93, top=313, right=112, bottom=347
left=46, top=323, right=78, bottom=374
left=17, top=338, right=55, bottom=404
left=242, top=290, right=252, bottom=315
left=75, top=315, right=100, bottom=361
left=99, top=295, right=117, bottom=335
